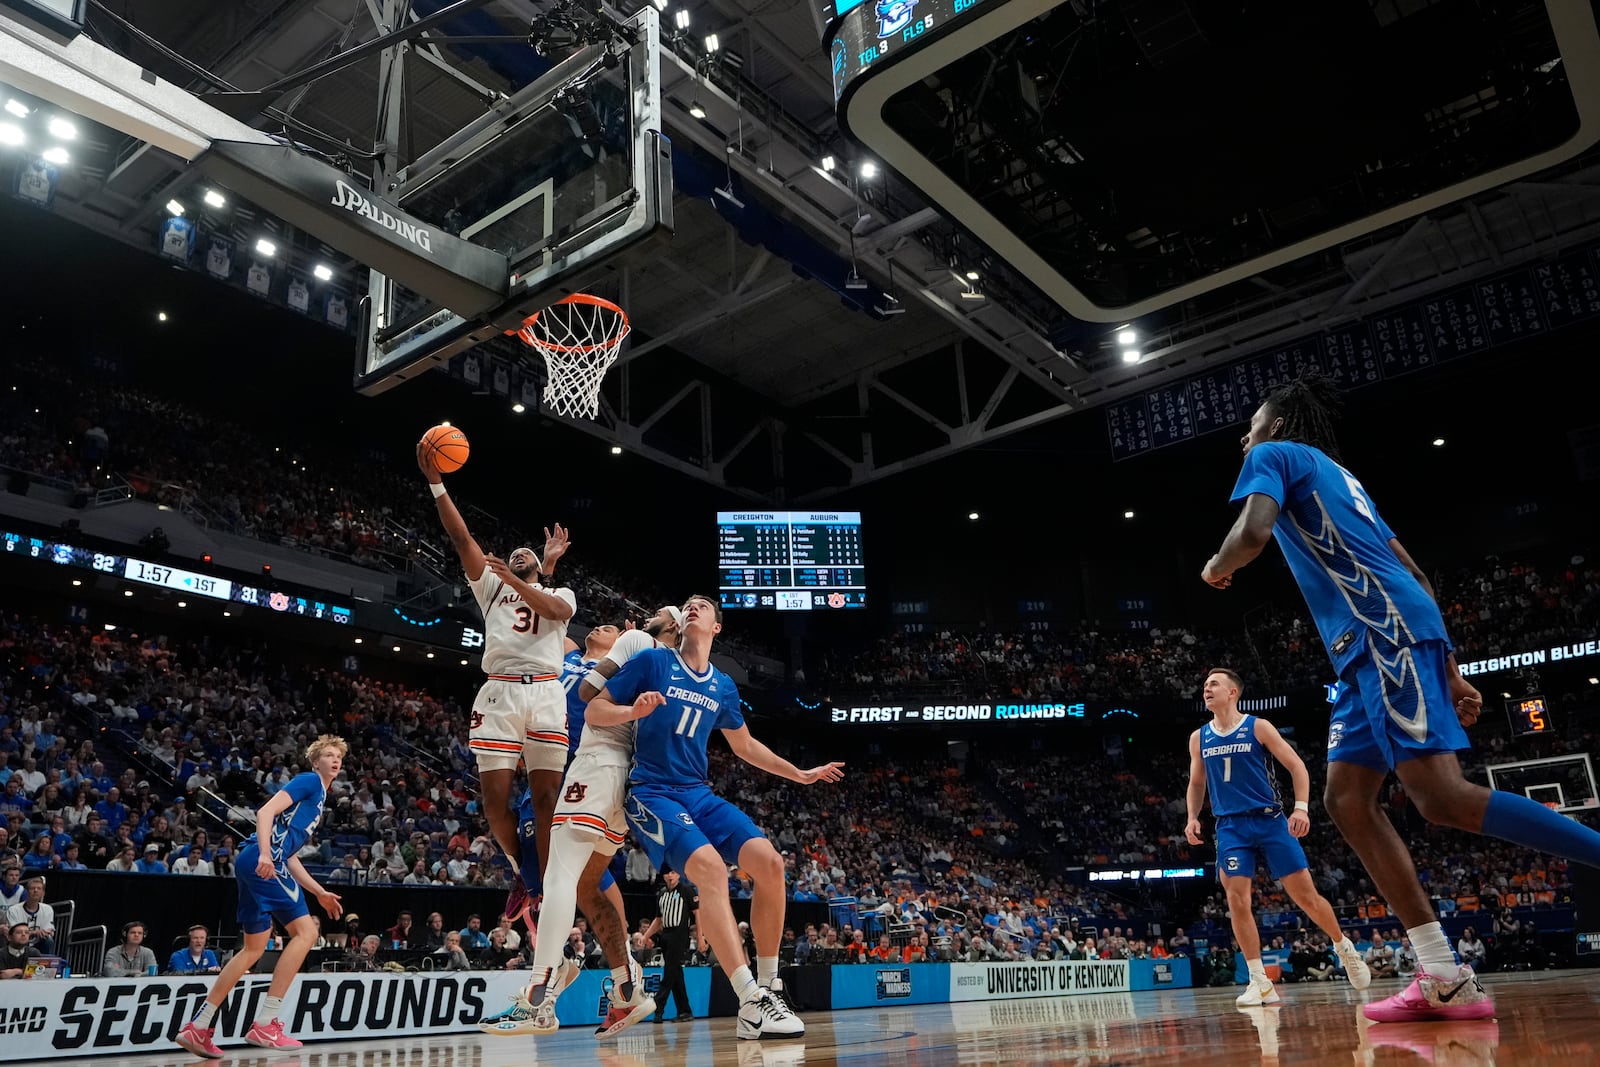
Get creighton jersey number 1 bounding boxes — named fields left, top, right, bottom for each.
left=675, top=705, right=704, bottom=738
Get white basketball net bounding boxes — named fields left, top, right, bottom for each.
left=514, top=296, right=631, bottom=419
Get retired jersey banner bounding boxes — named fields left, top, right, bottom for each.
left=947, top=959, right=1131, bottom=1002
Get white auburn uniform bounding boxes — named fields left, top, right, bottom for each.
left=466, top=568, right=576, bottom=773
left=550, top=628, right=660, bottom=852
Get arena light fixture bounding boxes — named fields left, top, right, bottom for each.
left=426, top=652, right=435, bottom=659
left=392, top=645, right=401, bottom=652
left=313, top=263, right=333, bottom=281
left=177, top=601, right=186, bottom=607
left=704, top=32, right=719, bottom=53
left=47, top=116, right=75, bottom=140
left=511, top=402, right=526, bottom=413
left=1432, top=437, right=1446, bottom=447
left=223, top=611, right=232, bottom=617
left=3, top=99, right=27, bottom=118
left=1117, top=328, right=1138, bottom=345
left=688, top=99, right=706, bottom=119
left=460, top=658, right=470, bottom=666
left=0, top=122, right=24, bottom=146
left=41, top=145, right=68, bottom=165
left=611, top=445, right=623, bottom=455
left=674, top=8, right=690, bottom=30
left=157, top=311, right=168, bottom=322
left=255, top=238, right=276, bottom=257
left=1124, top=510, right=1135, bottom=519
left=354, top=637, right=363, bottom=644
left=103, top=624, right=116, bottom=632
left=203, top=189, right=226, bottom=208
left=821, top=155, right=836, bottom=172
left=123, top=589, right=133, bottom=597
left=968, top=511, right=980, bottom=520
left=651, top=0, right=667, bottom=9
left=71, top=579, right=81, bottom=587
left=166, top=199, right=184, bottom=216
left=859, top=161, right=877, bottom=178
left=965, top=270, right=980, bottom=281
left=1121, top=349, right=1141, bottom=363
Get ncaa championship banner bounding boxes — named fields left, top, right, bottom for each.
left=948, top=959, right=1131, bottom=1002
left=0, top=969, right=701, bottom=1060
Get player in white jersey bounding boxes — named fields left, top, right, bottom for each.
left=518, top=605, right=684, bottom=1037
left=419, top=442, right=575, bottom=921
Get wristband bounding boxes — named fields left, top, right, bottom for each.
left=429, top=482, right=447, bottom=498
left=1294, top=801, right=1310, bottom=813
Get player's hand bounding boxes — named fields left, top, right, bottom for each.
left=1450, top=675, right=1483, bottom=728
left=1201, top=557, right=1233, bottom=589
left=483, top=553, right=516, bottom=583
left=1184, top=817, right=1203, bottom=845
left=255, top=856, right=276, bottom=881
left=416, top=439, right=441, bottom=484
left=542, top=524, right=570, bottom=569
left=1287, top=810, right=1310, bottom=838
left=632, top=692, right=666, bottom=720
left=318, top=891, right=343, bottom=920
left=797, top=761, right=846, bottom=785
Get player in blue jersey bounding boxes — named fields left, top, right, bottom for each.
left=1203, top=371, right=1600, bottom=1023
left=581, top=595, right=843, bottom=1041
left=1185, top=667, right=1370, bottom=1007
left=176, top=735, right=347, bottom=1058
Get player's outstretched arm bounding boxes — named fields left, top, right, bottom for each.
left=1254, top=719, right=1312, bottom=837
left=586, top=687, right=665, bottom=726
left=418, top=440, right=487, bottom=580
left=286, top=854, right=342, bottom=919
left=482, top=553, right=574, bottom=623
left=722, top=725, right=845, bottom=785
left=1184, top=730, right=1207, bottom=845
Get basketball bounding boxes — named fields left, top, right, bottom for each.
left=421, top=424, right=470, bottom=474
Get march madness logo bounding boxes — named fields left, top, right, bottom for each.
left=564, top=782, right=588, bottom=804
left=876, top=968, right=912, bottom=1000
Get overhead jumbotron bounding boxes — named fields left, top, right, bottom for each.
left=826, top=0, right=1600, bottom=322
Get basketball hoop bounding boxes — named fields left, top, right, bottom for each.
left=508, top=294, right=630, bottom=419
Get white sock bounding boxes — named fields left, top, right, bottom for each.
left=611, top=964, right=630, bottom=988
left=530, top=829, right=588, bottom=979
left=757, top=955, right=779, bottom=987
left=1334, top=936, right=1355, bottom=954
left=192, top=1002, right=218, bottom=1028
left=1408, top=922, right=1456, bottom=976
left=1246, top=958, right=1267, bottom=982
left=255, top=995, right=282, bottom=1025
left=731, top=964, right=758, bottom=1003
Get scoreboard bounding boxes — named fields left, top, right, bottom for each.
left=717, top=511, right=866, bottom=611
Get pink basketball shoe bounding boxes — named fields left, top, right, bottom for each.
left=1362, top=965, right=1494, bottom=1023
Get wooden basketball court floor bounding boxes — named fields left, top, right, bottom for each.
left=76, top=970, right=1599, bottom=1067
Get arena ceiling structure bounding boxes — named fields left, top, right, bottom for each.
left=9, top=0, right=1600, bottom=502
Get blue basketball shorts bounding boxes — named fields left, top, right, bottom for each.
left=624, top=783, right=765, bottom=874
left=1215, top=812, right=1308, bottom=881
left=235, top=843, right=310, bottom=935
left=1326, top=636, right=1470, bottom=771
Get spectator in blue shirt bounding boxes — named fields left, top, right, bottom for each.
left=86, top=762, right=115, bottom=796
left=458, top=914, right=490, bottom=951
left=134, top=843, right=168, bottom=874
left=94, top=787, right=128, bottom=832
left=58, top=843, right=86, bottom=871
left=22, top=838, right=56, bottom=871
left=169, top=926, right=222, bottom=974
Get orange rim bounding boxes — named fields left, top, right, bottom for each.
left=506, top=293, right=631, bottom=355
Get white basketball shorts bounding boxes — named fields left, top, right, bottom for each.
left=470, top=673, right=568, bottom=773
left=550, top=749, right=628, bottom=853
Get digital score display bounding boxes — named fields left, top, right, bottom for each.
left=717, top=511, right=866, bottom=611
left=827, top=0, right=997, bottom=101
left=1507, top=695, right=1554, bottom=738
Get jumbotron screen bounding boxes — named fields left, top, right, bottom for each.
left=717, top=511, right=866, bottom=611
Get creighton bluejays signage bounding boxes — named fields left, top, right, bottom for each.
left=331, top=179, right=434, bottom=253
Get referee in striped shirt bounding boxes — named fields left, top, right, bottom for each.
left=644, top=868, right=697, bottom=1022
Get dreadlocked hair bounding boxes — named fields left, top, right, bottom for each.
left=1264, top=370, right=1344, bottom=462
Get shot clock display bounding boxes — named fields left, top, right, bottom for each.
left=717, top=511, right=866, bottom=611
left=1507, top=694, right=1554, bottom=737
